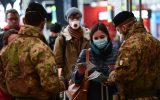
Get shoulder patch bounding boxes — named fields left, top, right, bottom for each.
left=119, top=58, right=129, bottom=66
left=119, top=59, right=124, bottom=66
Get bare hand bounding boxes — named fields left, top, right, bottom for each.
left=58, top=68, right=63, bottom=78
left=108, top=71, right=117, bottom=82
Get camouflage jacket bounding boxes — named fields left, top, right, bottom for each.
left=53, top=25, right=90, bottom=80
left=0, top=46, right=8, bottom=94
left=108, top=21, right=160, bottom=99
left=1, top=25, right=65, bottom=99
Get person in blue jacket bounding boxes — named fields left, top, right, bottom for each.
left=71, top=22, right=118, bottom=100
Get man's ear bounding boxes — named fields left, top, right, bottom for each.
left=23, top=17, right=26, bottom=24
left=121, top=25, right=127, bottom=32
left=39, top=21, right=45, bottom=31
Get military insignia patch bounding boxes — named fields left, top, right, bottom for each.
left=119, top=58, right=129, bottom=66
left=119, top=59, right=124, bottom=66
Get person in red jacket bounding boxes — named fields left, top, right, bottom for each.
left=0, top=9, right=20, bottom=50
left=3, top=9, right=20, bottom=31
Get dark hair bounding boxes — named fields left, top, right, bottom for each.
left=3, top=29, right=18, bottom=45
left=25, top=11, right=45, bottom=26
left=6, top=9, right=19, bottom=18
left=49, top=23, right=62, bottom=33
left=90, top=22, right=110, bottom=42
left=25, top=2, right=47, bottom=26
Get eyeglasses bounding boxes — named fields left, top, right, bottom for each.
left=7, top=17, right=19, bottom=21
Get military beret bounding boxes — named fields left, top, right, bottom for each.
left=26, top=2, right=47, bottom=19
left=65, top=7, right=82, bottom=21
left=112, top=11, right=135, bottom=27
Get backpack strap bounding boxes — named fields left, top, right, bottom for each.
left=83, top=49, right=90, bottom=92
left=61, top=35, right=66, bottom=69
left=62, top=35, right=67, bottom=58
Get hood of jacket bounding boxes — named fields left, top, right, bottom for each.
left=61, top=25, right=90, bottom=41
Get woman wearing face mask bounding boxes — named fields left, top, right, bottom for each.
left=71, top=22, right=118, bottom=100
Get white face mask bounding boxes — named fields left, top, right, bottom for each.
left=69, top=19, right=80, bottom=30
left=93, top=37, right=108, bottom=49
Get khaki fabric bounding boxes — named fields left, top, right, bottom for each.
left=1, top=25, right=65, bottom=99
left=109, top=21, right=160, bottom=99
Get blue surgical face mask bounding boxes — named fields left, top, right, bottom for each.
left=93, top=37, right=108, bottom=49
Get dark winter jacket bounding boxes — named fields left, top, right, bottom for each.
left=0, top=25, right=20, bottom=50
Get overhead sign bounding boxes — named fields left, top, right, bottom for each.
left=132, top=10, right=151, bottom=18
left=98, top=11, right=113, bottom=22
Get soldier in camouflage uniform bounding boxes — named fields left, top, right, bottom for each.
left=0, top=2, right=67, bottom=100
left=108, top=11, right=160, bottom=99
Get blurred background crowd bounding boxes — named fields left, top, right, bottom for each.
left=0, top=0, right=160, bottom=41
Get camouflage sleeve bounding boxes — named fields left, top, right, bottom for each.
left=53, top=35, right=64, bottom=68
left=0, top=53, right=8, bottom=94
left=30, top=41, right=65, bottom=94
left=0, top=56, right=4, bottom=89
left=0, top=55, right=3, bottom=82
left=109, top=39, right=141, bottom=83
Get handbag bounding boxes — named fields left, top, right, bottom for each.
left=66, top=49, right=90, bottom=100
